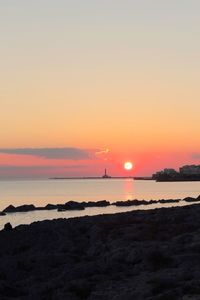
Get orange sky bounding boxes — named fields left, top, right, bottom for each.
left=0, top=1, right=199, bottom=178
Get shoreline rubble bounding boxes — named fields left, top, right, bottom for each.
left=1, top=201, right=200, bottom=298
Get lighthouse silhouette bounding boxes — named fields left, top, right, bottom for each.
left=102, top=168, right=111, bottom=178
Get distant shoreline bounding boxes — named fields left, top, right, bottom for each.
left=50, top=176, right=200, bottom=181
left=50, top=176, right=153, bottom=180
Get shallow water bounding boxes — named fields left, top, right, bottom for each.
left=0, top=179, right=199, bottom=229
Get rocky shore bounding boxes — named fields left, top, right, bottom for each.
left=0, top=195, right=200, bottom=215
left=1, top=200, right=200, bottom=299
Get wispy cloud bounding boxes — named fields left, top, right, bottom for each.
left=0, top=148, right=92, bottom=160
left=191, top=153, right=200, bottom=160
left=0, top=165, right=86, bottom=170
left=0, top=164, right=87, bottom=179
left=95, top=148, right=110, bottom=160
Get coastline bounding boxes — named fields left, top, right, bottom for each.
left=1, top=202, right=200, bottom=299
left=50, top=176, right=153, bottom=180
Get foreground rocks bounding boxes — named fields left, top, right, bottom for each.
left=1, top=204, right=200, bottom=299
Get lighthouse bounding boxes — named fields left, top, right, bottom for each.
left=102, top=168, right=111, bottom=178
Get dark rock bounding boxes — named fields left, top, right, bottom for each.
left=64, top=201, right=85, bottom=210
left=158, top=199, right=180, bottom=203
left=15, top=204, right=36, bottom=212
left=83, top=200, right=110, bottom=207
left=148, top=200, right=158, bottom=204
left=0, top=212, right=6, bottom=216
left=4, top=223, right=12, bottom=231
left=3, top=204, right=36, bottom=213
left=113, top=200, right=138, bottom=206
left=45, top=204, right=57, bottom=210
left=113, top=198, right=181, bottom=206
left=183, top=197, right=197, bottom=202
left=57, top=208, right=67, bottom=212
left=113, top=199, right=153, bottom=206
left=0, top=203, right=200, bottom=298
left=3, top=205, right=16, bottom=213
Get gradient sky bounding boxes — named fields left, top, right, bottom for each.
left=0, top=0, right=200, bottom=178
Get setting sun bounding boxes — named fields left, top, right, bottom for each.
left=124, top=162, right=133, bottom=170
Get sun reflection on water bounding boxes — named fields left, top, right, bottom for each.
left=123, top=179, right=134, bottom=200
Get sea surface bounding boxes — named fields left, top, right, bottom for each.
left=0, top=179, right=199, bottom=229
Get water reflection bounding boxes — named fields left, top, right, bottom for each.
left=123, top=179, right=134, bottom=200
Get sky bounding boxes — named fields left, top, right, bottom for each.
left=0, top=0, right=200, bottom=178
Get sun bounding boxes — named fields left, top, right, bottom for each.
left=124, top=161, right=133, bottom=170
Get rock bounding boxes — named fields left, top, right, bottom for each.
left=4, top=222, right=12, bottom=231
left=183, top=197, right=197, bottom=202
left=45, top=204, right=57, bottom=210
left=3, top=204, right=36, bottom=213
left=0, top=212, right=6, bottom=216
left=0, top=204, right=200, bottom=298
left=158, top=199, right=180, bottom=203
left=57, top=208, right=67, bottom=212
left=64, top=201, right=85, bottom=210
left=113, top=199, right=152, bottom=206
left=83, top=200, right=110, bottom=207
left=15, top=205, right=36, bottom=212
left=3, top=205, right=16, bottom=213
left=113, top=200, right=137, bottom=206
left=148, top=200, right=158, bottom=204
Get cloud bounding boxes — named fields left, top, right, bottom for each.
left=0, top=165, right=86, bottom=170
left=0, top=147, right=92, bottom=160
left=0, top=165, right=87, bottom=179
left=191, top=153, right=200, bottom=160
left=0, top=166, right=56, bottom=170
left=95, top=148, right=110, bottom=160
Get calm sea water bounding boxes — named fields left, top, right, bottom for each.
left=0, top=179, right=199, bottom=229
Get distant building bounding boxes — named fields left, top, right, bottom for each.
left=153, top=164, right=200, bottom=181
left=163, top=168, right=177, bottom=175
left=153, top=168, right=177, bottom=176
left=102, top=168, right=111, bottom=178
left=153, top=168, right=177, bottom=179
left=180, top=165, right=200, bottom=175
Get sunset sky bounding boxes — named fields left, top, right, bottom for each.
left=0, top=0, right=200, bottom=178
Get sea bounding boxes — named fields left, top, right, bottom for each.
left=0, top=178, right=199, bottom=230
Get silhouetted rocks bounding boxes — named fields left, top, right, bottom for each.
left=82, top=200, right=110, bottom=207
left=0, top=212, right=6, bottom=216
left=1, top=204, right=200, bottom=298
left=183, top=196, right=199, bottom=202
left=63, top=201, right=85, bottom=210
left=3, top=204, right=36, bottom=213
left=45, top=204, right=57, bottom=210
left=4, top=222, right=12, bottom=231
left=1, top=200, right=110, bottom=214
left=2, top=196, right=199, bottom=216
left=158, top=199, right=180, bottom=203
left=116, top=200, right=151, bottom=207
left=113, top=199, right=180, bottom=206
left=65, top=201, right=85, bottom=210
left=3, top=205, right=16, bottom=213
